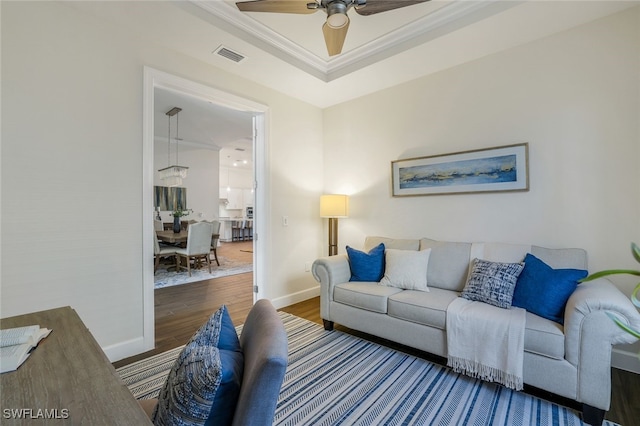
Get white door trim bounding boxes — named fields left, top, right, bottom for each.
left=142, top=66, right=269, bottom=352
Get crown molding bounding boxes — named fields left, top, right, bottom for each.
left=190, top=0, right=515, bottom=82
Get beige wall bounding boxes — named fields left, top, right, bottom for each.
left=2, top=2, right=639, bottom=364
left=0, top=1, right=324, bottom=359
left=323, top=8, right=640, bottom=360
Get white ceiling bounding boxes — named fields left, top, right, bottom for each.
left=69, top=0, right=637, bottom=167
left=154, top=87, right=254, bottom=169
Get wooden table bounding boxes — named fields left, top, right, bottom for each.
left=156, top=229, right=189, bottom=244
left=0, top=307, right=151, bottom=425
left=156, top=230, right=219, bottom=245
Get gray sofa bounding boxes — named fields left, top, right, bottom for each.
left=312, top=236, right=640, bottom=426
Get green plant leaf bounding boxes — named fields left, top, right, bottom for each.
left=632, top=242, right=640, bottom=264
left=632, top=282, right=640, bottom=309
left=606, top=312, right=640, bottom=339
left=580, top=269, right=640, bottom=282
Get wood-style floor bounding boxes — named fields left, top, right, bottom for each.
left=114, top=243, right=639, bottom=425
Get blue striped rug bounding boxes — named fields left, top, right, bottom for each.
left=116, top=313, right=620, bottom=426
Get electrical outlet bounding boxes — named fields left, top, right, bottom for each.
left=304, top=262, right=311, bottom=272
left=282, top=216, right=288, bottom=226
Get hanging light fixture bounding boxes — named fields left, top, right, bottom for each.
left=158, top=106, right=188, bottom=187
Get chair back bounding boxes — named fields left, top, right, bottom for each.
left=185, top=222, right=213, bottom=256
left=154, top=232, right=161, bottom=255
left=232, top=300, right=288, bottom=426
left=209, top=220, right=221, bottom=249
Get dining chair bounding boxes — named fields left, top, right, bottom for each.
left=154, top=232, right=177, bottom=272
left=208, top=220, right=221, bottom=266
left=175, top=222, right=212, bottom=276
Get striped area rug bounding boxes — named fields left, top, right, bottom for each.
left=117, top=313, right=620, bottom=426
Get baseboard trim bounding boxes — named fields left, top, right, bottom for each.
left=611, top=347, right=640, bottom=373
left=103, top=336, right=153, bottom=363
left=271, top=286, right=320, bottom=310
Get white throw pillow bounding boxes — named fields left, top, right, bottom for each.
left=380, top=248, right=431, bottom=291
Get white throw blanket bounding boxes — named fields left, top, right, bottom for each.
left=446, top=297, right=526, bottom=390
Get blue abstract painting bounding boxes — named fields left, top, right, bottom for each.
left=399, top=154, right=517, bottom=189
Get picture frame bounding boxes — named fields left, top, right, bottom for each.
left=391, top=143, right=529, bottom=197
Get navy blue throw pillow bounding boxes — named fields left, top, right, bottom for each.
left=346, top=243, right=385, bottom=282
left=512, top=253, right=588, bottom=324
left=154, top=305, right=244, bottom=426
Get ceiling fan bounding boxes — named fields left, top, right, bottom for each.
left=236, top=0, right=430, bottom=56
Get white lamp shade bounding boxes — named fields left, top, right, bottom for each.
left=320, top=194, right=349, bottom=218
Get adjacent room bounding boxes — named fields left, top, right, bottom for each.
left=2, top=1, right=639, bottom=425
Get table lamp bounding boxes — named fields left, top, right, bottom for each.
left=320, top=194, right=349, bottom=256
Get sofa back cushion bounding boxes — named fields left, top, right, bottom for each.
left=420, top=238, right=472, bottom=292
left=364, top=236, right=419, bottom=252
left=530, top=245, right=587, bottom=270
left=368, top=237, right=588, bottom=295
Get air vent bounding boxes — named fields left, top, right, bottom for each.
left=214, top=45, right=246, bottom=63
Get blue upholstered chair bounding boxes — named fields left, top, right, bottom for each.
left=139, top=300, right=288, bottom=425
left=232, top=299, right=288, bottom=426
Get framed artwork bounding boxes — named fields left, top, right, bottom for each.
left=391, top=143, right=529, bottom=196
left=154, top=186, right=187, bottom=210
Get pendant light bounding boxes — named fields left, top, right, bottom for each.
left=158, top=107, right=188, bottom=187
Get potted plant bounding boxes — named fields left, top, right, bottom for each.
left=171, top=208, right=192, bottom=233
left=581, top=242, right=640, bottom=340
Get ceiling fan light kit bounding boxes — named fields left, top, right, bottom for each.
left=326, top=2, right=348, bottom=29
left=236, top=0, right=430, bottom=56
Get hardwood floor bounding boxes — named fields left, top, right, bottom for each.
left=114, top=250, right=639, bottom=425
left=113, top=241, right=254, bottom=368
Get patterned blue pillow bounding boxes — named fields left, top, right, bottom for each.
left=461, top=258, right=524, bottom=309
left=189, top=305, right=241, bottom=352
left=512, top=253, right=587, bottom=324
left=153, top=306, right=244, bottom=426
left=346, top=243, right=385, bottom=282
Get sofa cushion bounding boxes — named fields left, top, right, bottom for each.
left=461, top=258, right=524, bottom=309
left=346, top=243, right=385, bottom=282
left=471, top=242, right=531, bottom=263
left=523, top=311, right=565, bottom=360
left=513, top=253, right=587, bottom=324
left=364, top=236, right=419, bottom=252
left=530, top=245, right=588, bottom=270
left=380, top=248, right=431, bottom=291
left=420, top=238, right=472, bottom=291
left=189, top=305, right=243, bottom=353
left=388, top=288, right=459, bottom=330
left=334, top=282, right=402, bottom=313
left=154, top=305, right=244, bottom=426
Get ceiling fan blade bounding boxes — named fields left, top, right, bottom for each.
left=236, top=0, right=317, bottom=14
left=322, top=17, right=350, bottom=56
left=355, top=0, right=430, bottom=16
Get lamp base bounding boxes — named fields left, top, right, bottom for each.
left=328, top=217, right=338, bottom=256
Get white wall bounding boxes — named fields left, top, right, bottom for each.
left=323, top=8, right=640, bottom=364
left=0, top=1, right=324, bottom=359
left=154, top=140, right=220, bottom=222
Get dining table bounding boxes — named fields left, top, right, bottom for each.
left=156, top=229, right=189, bottom=244
left=156, top=230, right=219, bottom=245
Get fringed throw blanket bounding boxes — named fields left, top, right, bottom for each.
left=446, top=297, right=526, bottom=390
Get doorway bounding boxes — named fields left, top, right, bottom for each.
left=142, top=67, right=269, bottom=353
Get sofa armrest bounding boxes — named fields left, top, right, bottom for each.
left=563, top=278, right=640, bottom=409
left=312, top=255, right=351, bottom=320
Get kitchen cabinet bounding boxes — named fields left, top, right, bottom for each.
left=220, top=187, right=243, bottom=210
left=243, top=189, right=254, bottom=207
